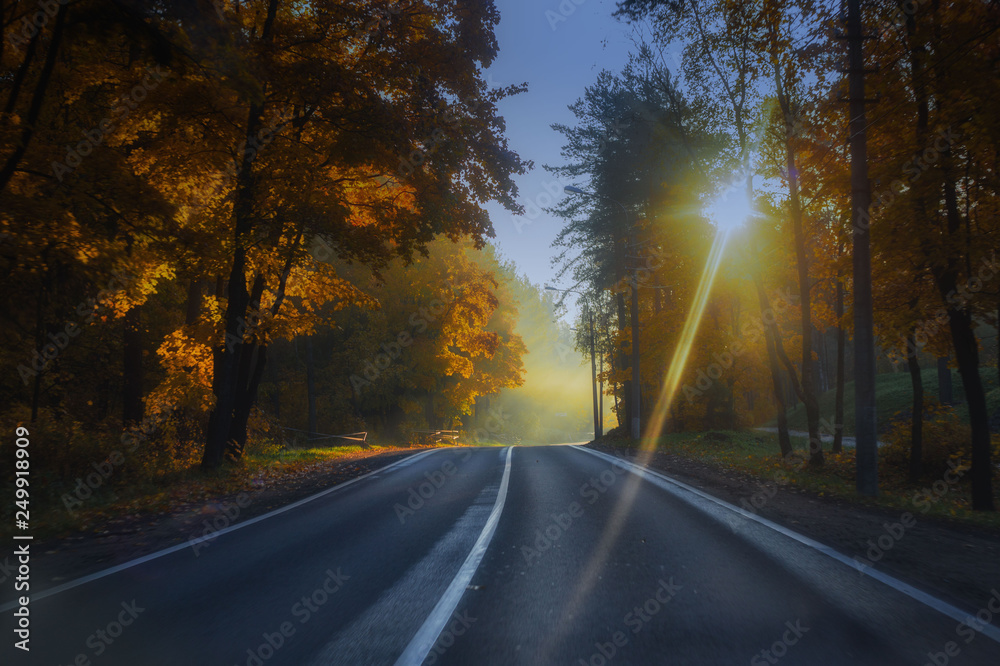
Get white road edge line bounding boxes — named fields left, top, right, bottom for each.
left=0, top=447, right=444, bottom=613
left=573, top=445, right=1000, bottom=645
left=394, top=446, right=514, bottom=666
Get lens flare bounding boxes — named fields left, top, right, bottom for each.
left=537, top=227, right=733, bottom=661
left=641, top=227, right=732, bottom=454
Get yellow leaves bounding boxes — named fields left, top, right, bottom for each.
left=153, top=328, right=214, bottom=413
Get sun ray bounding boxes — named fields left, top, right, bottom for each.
left=641, top=227, right=732, bottom=455
left=537, top=227, right=733, bottom=661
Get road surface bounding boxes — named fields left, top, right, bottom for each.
left=3, top=444, right=1000, bottom=664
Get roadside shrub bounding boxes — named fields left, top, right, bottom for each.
left=881, top=401, right=972, bottom=481
left=122, top=411, right=202, bottom=479
left=0, top=406, right=111, bottom=515
left=244, top=407, right=284, bottom=458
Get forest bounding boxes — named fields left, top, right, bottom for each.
left=2, top=0, right=999, bottom=526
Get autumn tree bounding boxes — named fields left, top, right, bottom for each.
left=155, top=0, right=532, bottom=467
left=862, top=0, right=999, bottom=508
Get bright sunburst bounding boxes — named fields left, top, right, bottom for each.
left=705, top=184, right=755, bottom=231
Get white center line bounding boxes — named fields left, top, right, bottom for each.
left=393, top=446, right=514, bottom=666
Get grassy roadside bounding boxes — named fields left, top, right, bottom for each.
left=597, top=430, right=1000, bottom=532
left=2, top=441, right=462, bottom=542
left=770, top=368, right=1000, bottom=436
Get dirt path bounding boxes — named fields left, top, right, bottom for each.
left=753, top=426, right=889, bottom=447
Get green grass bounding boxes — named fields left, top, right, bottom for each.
left=4, top=441, right=430, bottom=541
left=767, top=367, right=1000, bottom=435
left=246, top=443, right=393, bottom=465
left=598, top=430, right=1000, bottom=531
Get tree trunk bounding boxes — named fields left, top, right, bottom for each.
left=755, top=274, right=792, bottom=458
left=942, top=304, right=993, bottom=510
left=847, top=0, right=878, bottom=496
left=122, top=305, right=144, bottom=427
left=817, top=328, right=829, bottom=394
left=599, top=351, right=604, bottom=435
left=780, top=105, right=822, bottom=466
left=425, top=391, right=438, bottom=430
left=937, top=357, right=953, bottom=404
left=769, top=20, right=825, bottom=466
left=629, top=276, right=641, bottom=439
left=203, top=103, right=267, bottom=469
left=306, top=335, right=318, bottom=436
left=185, top=279, right=205, bottom=326
left=906, top=331, right=923, bottom=481
left=768, top=329, right=793, bottom=459
left=223, top=275, right=268, bottom=460
left=614, top=236, right=633, bottom=435
left=833, top=263, right=846, bottom=454
left=934, top=124, right=994, bottom=510
left=227, top=345, right=267, bottom=460
left=30, top=284, right=47, bottom=422
left=0, top=3, right=68, bottom=193
left=202, top=0, right=279, bottom=470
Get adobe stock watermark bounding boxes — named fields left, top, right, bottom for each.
left=51, top=599, right=145, bottom=663
left=886, top=251, right=1000, bottom=367
left=921, top=588, right=1000, bottom=666
left=741, top=471, right=789, bottom=514
left=609, top=245, right=670, bottom=295
left=51, top=67, right=170, bottom=181
left=189, top=107, right=297, bottom=215
left=851, top=459, right=966, bottom=573
left=877, top=0, right=933, bottom=35
left=226, top=109, right=295, bottom=180
left=187, top=492, right=253, bottom=556
left=521, top=458, right=630, bottom=566
left=682, top=288, right=797, bottom=402
left=348, top=283, right=459, bottom=394
left=546, top=0, right=588, bottom=31
left=60, top=402, right=178, bottom=515
left=6, top=0, right=67, bottom=51
left=18, top=270, right=136, bottom=386
left=749, top=619, right=810, bottom=665
left=466, top=405, right=514, bottom=445
left=801, top=415, right=851, bottom=459
left=782, top=110, right=835, bottom=150
left=579, top=577, right=683, bottom=666
left=424, top=609, right=477, bottom=665
left=393, top=449, right=472, bottom=524
left=0, top=553, right=16, bottom=585
left=719, top=470, right=789, bottom=534
left=853, top=126, right=959, bottom=235
left=397, top=76, right=502, bottom=179
left=224, top=299, right=277, bottom=352
left=234, top=567, right=349, bottom=666
left=309, top=233, right=341, bottom=265
left=511, top=179, right=567, bottom=234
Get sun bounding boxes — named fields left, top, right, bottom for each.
left=705, top=185, right=755, bottom=232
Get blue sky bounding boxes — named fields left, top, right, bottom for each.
left=483, top=0, right=635, bottom=318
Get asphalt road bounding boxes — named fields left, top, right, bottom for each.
left=3, top=444, right=1000, bottom=665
